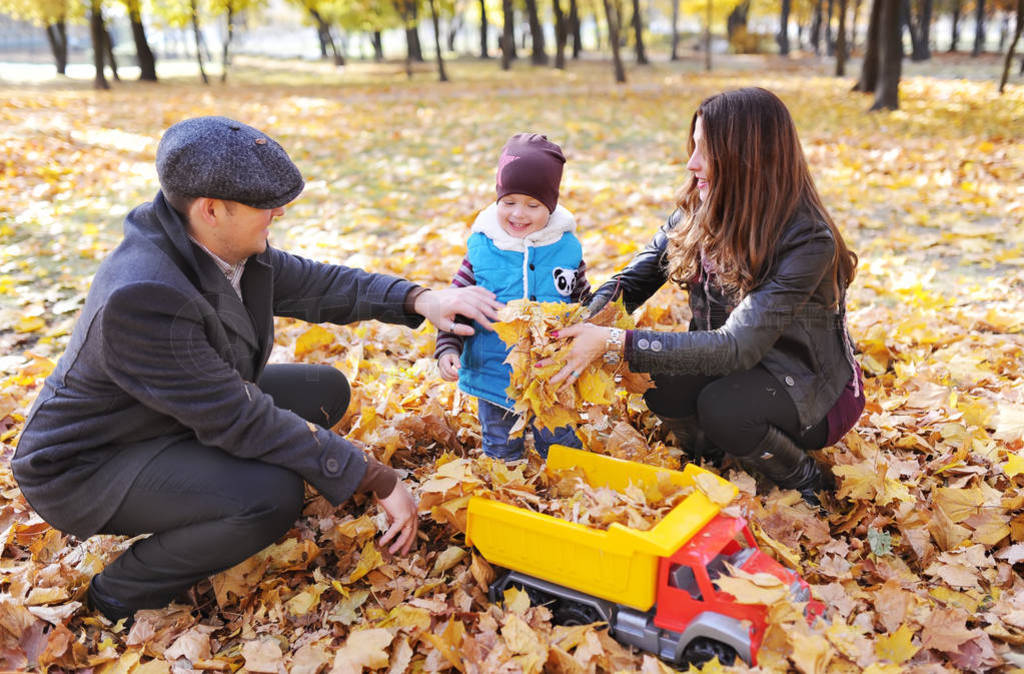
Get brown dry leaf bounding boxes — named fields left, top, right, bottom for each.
left=329, top=628, right=394, bottom=674
left=919, top=607, right=984, bottom=654
left=241, top=639, right=285, bottom=674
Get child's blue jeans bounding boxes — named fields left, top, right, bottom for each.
left=478, top=399, right=582, bottom=460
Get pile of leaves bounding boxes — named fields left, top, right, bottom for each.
left=0, top=58, right=1023, bottom=672
left=493, top=298, right=653, bottom=435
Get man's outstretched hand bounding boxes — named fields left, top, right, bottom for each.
left=414, top=287, right=504, bottom=336
left=377, top=482, right=419, bottom=556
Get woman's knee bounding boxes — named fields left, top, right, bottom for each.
left=696, top=381, right=764, bottom=456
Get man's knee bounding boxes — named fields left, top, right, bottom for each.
left=229, top=467, right=304, bottom=541
left=318, top=366, right=351, bottom=427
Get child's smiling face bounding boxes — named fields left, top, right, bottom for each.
left=496, top=194, right=550, bottom=238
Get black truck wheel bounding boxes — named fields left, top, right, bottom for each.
left=679, top=637, right=737, bottom=667
left=551, top=601, right=603, bottom=626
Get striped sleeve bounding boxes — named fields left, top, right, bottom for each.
left=434, top=257, right=475, bottom=359
left=571, top=259, right=592, bottom=304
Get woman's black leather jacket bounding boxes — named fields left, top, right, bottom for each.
left=590, top=209, right=855, bottom=430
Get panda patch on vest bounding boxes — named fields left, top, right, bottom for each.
left=552, top=267, right=576, bottom=297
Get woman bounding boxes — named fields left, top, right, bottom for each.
left=550, top=87, right=863, bottom=505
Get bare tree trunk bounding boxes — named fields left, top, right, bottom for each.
left=826, top=0, right=835, bottom=54
left=917, top=0, right=932, bottom=59
left=810, top=0, right=823, bottom=53
left=553, top=0, right=567, bottom=68
left=189, top=0, right=209, bottom=84
left=524, top=0, right=548, bottom=64
left=45, top=20, right=68, bottom=75
left=630, top=0, right=648, bottom=63
left=447, top=12, right=462, bottom=52
left=999, top=0, right=1022, bottom=92
left=852, top=0, right=863, bottom=49
left=569, top=0, right=581, bottom=57
left=972, top=0, right=986, bottom=55
left=125, top=0, right=157, bottom=81
left=90, top=2, right=109, bottom=89
left=704, top=0, right=712, bottom=70
left=221, top=5, right=234, bottom=82
left=501, top=0, right=514, bottom=68
left=836, top=0, right=848, bottom=74
left=428, top=0, right=448, bottom=81
left=670, top=0, right=681, bottom=59
left=479, top=0, right=490, bottom=57
left=310, top=9, right=343, bottom=65
left=871, top=0, right=901, bottom=110
left=103, top=23, right=120, bottom=81
left=950, top=0, right=961, bottom=50
left=853, top=0, right=881, bottom=91
left=601, top=0, right=626, bottom=81
left=778, top=0, right=791, bottom=54
left=372, top=31, right=383, bottom=60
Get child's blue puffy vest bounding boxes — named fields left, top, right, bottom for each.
left=459, top=231, right=583, bottom=408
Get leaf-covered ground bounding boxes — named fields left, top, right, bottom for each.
left=1, top=55, right=1023, bottom=672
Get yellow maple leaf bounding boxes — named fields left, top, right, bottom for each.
left=344, top=540, right=383, bottom=584
left=420, top=619, right=466, bottom=671
left=1004, top=452, right=1024, bottom=477
left=294, top=324, right=335, bottom=358
left=789, top=632, right=833, bottom=674
left=693, top=472, right=736, bottom=506
left=874, top=623, right=920, bottom=664
left=430, top=545, right=467, bottom=576
left=713, top=567, right=789, bottom=605
left=504, top=586, right=531, bottom=614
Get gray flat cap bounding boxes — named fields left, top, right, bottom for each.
left=156, top=116, right=304, bottom=210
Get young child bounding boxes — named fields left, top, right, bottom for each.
left=435, top=133, right=590, bottom=460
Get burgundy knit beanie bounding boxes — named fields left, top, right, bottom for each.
left=495, top=133, right=566, bottom=212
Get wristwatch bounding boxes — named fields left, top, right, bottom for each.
left=603, top=328, right=625, bottom=366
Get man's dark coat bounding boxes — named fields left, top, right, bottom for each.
left=13, top=193, right=422, bottom=538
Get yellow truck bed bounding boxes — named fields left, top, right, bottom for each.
left=466, top=445, right=738, bottom=611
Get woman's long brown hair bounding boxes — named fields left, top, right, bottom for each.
left=667, top=87, right=857, bottom=306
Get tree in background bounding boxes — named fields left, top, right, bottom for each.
left=88, top=0, right=110, bottom=87
left=120, top=0, right=158, bottom=79
left=0, top=0, right=78, bottom=74
left=904, top=0, right=931, bottom=60
left=873, top=0, right=901, bottom=109
left=973, top=0, right=986, bottom=54
left=629, top=0, right=647, bottom=63
left=152, top=0, right=210, bottom=82
left=835, top=0, right=848, bottom=74
left=477, top=0, right=489, bottom=56
left=601, top=0, right=625, bottom=81
left=426, top=0, right=448, bottom=79
left=500, top=0, right=513, bottom=68
left=853, top=0, right=880, bottom=92
left=552, top=0, right=567, bottom=67
left=777, top=0, right=790, bottom=54
left=208, top=0, right=262, bottom=80
left=999, top=0, right=1021, bottom=90
left=523, top=0, right=547, bottom=64
left=669, top=0, right=681, bottom=58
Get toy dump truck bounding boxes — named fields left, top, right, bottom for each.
left=466, top=445, right=823, bottom=667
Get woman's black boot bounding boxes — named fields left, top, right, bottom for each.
left=742, top=426, right=824, bottom=506
left=658, top=415, right=724, bottom=467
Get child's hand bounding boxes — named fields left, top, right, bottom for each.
left=438, top=353, right=460, bottom=381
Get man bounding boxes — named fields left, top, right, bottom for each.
left=12, top=116, right=502, bottom=624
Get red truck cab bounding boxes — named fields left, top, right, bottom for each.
left=654, top=513, right=825, bottom=665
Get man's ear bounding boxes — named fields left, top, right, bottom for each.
left=190, top=197, right=220, bottom=227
